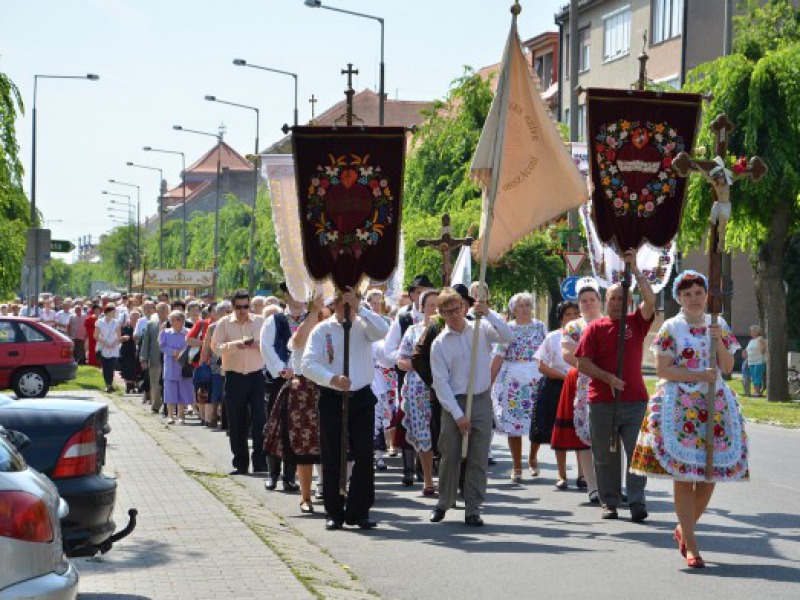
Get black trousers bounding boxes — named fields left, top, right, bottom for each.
left=100, top=356, right=116, bottom=387
left=265, top=375, right=297, bottom=482
left=224, top=370, right=267, bottom=472
left=318, top=385, right=376, bottom=523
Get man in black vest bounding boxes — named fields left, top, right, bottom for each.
left=260, top=284, right=308, bottom=491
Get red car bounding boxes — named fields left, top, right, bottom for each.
left=0, top=316, right=77, bottom=398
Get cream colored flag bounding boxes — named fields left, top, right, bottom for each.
left=471, top=11, right=587, bottom=263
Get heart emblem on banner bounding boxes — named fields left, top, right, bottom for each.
left=324, top=183, right=373, bottom=234
left=616, top=129, right=662, bottom=193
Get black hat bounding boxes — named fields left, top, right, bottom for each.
left=452, top=283, right=475, bottom=306
left=408, top=274, right=434, bottom=293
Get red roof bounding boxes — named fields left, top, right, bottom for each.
left=186, top=141, right=254, bottom=174
left=162, top=180, right=212, bottom=208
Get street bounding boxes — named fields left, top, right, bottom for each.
left=70, top=390, right=800, bottom=599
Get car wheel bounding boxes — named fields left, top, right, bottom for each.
left=12, top=367, right=50, bottom=398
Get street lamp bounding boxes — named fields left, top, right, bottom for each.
left=126, top=162, right=164, bottom=268
left=173, top=124, right=224, bottom=297
left=232, top=59, right=298, bottom=126
left=108, top=179, right=141, bottom=268
left=204, top=95, right=259, bottom=295
left=29, top=72, right=99, bottom=308
left=143, top=146, right=187, bottom=268
left=303, top=0, right=384, bottom=125
left=103, top=190, right=139, bottom=267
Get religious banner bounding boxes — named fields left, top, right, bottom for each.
left=580, top=201, right=676, bottom=293
left=132, top=269, right=214, bottom=289
left=586, top=88, right=703, bottom=251
left=292, top=127, right=406, bottom=290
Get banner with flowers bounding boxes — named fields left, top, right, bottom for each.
left=292, top=127, right=406, bottom=289
left=586, top=88, right=703, bottom=250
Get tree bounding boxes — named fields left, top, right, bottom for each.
left=0, top=63, right=31, bottom=299
left=682, top=0, right=800, bottom=401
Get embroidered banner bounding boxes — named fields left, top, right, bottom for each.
left=292, top=127, right=406, bottom=290
left=586, top=88, right=703, bottom=250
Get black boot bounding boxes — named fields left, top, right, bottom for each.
left=401, top=448, right=415, bottom=487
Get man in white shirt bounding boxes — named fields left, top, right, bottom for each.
left=302, top=288, right=389, bottom=531
left=40, top=299, right=57, bottom=328
left=429, top=287, right=513, bottom=526
left=54, top=299, right=73, bottom=334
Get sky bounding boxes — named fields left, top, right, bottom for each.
left=1, top=0, right=566, bottom=262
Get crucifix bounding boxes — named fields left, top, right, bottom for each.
left=672, top=113, right=767, bottom=480
left=309, top=94, right=318, bottom=120
left=341, top=63, right=359, bottom=127
left=416, top=213, right=474, bottom=286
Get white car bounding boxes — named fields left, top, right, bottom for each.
left=0, top=427, right=79, bottom=600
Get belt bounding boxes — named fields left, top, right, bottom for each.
left=226, top=369, right=263, bottom=377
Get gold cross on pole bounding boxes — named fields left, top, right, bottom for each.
left=309, top=94, right=318, bottom=120
left=416, top=213, right=474, bottom=286
left=341, top=63, right=359, bottom=127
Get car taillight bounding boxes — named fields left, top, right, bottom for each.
left=52, top=426, right=97, bottom=478
left=0, top=490, right=54, bottom=543
left=61, top=345, right=73, bottom=359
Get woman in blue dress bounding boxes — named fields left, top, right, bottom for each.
left=159, top=310, right=195, bottom=424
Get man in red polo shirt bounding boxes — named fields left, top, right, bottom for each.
left=575, top=250, right=656, bottom=522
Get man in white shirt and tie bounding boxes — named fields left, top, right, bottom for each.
left=302, top=288, right=389, bottom=531
left=429, top=287, right=514, bottom=526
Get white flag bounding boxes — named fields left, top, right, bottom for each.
left=450, top=245, right=472, bottom=287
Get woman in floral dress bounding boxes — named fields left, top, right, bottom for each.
left=397, top=290, right=439, bottom=496
left=551, top=278, right=602, bottom=498
left=631, top=270, right=748, bottom=568
left=490, top=292, right=547, bottom=483
left=367, top=289, right=397, bottom=470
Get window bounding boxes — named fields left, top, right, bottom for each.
left=534, top=52, right=554, bottom=88
left=18, top=323, right=49, bottom=342
left=652, top=0, right=683, bottom=44
left=578, top=104, right=586, bottom=142
left=604, top=6, right=631, bottom=61
left=0, top=321, right=17, bottom=344
left=565, top=27, right=591, bottom=78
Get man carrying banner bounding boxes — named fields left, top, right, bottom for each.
left=302, top=288, right=389, bottom=531
left=428, top=287, right=513, bottom=526
left=574, top=250, right=655, bottom=521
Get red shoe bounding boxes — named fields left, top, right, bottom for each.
left=687, top=555, right=705, bottom=569
left=673, top=525, right=687, bottom=558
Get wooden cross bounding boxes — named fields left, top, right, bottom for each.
left=672, top=113, right=767, bottom=480
left=416, top=214, right=474, bottom=286
left=341, top=63, right=359, bottom=127
left=309, top=94, right=318, bottom=120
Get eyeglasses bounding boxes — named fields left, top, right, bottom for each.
left=234, top=304, right=250, bottom=310
left=440, top=305, right=462, bottom=316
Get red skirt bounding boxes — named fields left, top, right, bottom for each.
left=263, top=376, right=321, bottom=464
left=550, top=369, right=590, bottom=451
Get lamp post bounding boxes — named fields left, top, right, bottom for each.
left=303, top=0, right=384, bottom=125
left=103, top=189, right=139, bottom=267
left=30, top=73, right=99, bottom=308
left=205, top=95, right=259, bottom=295
left=126, top=162, right=164, bottom=268
left=143, top=146, right=187, bottom=268
left=232, top=59, right=298, bottom=126
left=173, top=124, right=224, bottom=297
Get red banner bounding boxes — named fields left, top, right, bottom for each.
left=292, top=127, right=406, bottom=289
left=586, top=88, right=703, bottom=250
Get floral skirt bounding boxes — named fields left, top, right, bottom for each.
left=491, top=361, right=541, bottom=436
left=401, top=374, right=433, bottom=452
left=530, top=377, right=562, bottom=444
left=551, top=369, right=590, bottom=450
left=263, top=376, right=321, bottom=465
left=630, top=381, right=749, bottom=482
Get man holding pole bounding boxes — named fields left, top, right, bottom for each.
left=302, top=288, right=388, bottom=531
left=575, top=250, right=655, bottom=521
left=429, top=287, right=513, bottom=527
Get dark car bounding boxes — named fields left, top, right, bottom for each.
left=0, top=393, right=136, bottom=557
left=0, top=316, right=78, bottom=398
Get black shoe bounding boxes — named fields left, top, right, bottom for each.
left=346, top=518, right=377, bottom=530
left=465, top=515, right=484, bottom=527
left=630, top=503, right=649, bottom=523
left=488, top=457, right=497, bottom=466
left=402, top=474, right=414, bottom=487
left=283, top=479, right=300, bottom=492
left=325, top=518, right=343, bottom=531
left=576, top=476, right=588, bottom=489
left=264, top=476, right=277, bottom=491
left=601, top=505, right=619, bottom=520
left=229, top=468, right=247, bottom=475
left=252, top=465, right=268, bottom=473
left=429, top=508, right=446, bottom=523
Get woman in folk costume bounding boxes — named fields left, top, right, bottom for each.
left=397, top=290, right=440, bottom=496
left=366, top=289, right=398, bottom=470
left=529, top=300, right=580, bottom=482
left=490, top=292, right=547, bottom=483
left=550, top=277, right=601, bottom=499
left=631, top=270, right=748, bottom=568
left=263, top=296, right=330, bottom=514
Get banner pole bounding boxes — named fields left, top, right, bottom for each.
left=340, top=301, right=352, bottom=497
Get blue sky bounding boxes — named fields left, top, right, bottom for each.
left=1, top=0, right=565, bottom=259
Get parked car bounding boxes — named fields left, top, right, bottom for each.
left=0, top=316, right=77, bottom=398
left=0, top=425, right=79, bottom=599
left=0, top=393, right=136, bottom=557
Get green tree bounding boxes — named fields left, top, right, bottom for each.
left=682, top=0, right=800, bottom=400
left=0, top=64, right=31, bottom=299
left=97, top=224, right=138, bottom=286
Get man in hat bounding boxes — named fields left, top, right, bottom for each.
left=302, top=287, right=389, bottom=531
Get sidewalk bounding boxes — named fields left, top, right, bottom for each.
left=72, top=390, right=312, bottom=600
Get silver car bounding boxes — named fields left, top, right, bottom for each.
left=0, top=427, right=79, bottom=600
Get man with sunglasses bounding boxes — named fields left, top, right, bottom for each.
left=212, top=289, right=268, bottom=475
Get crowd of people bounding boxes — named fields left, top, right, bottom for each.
left=6, top=258, right=751, bottom=569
